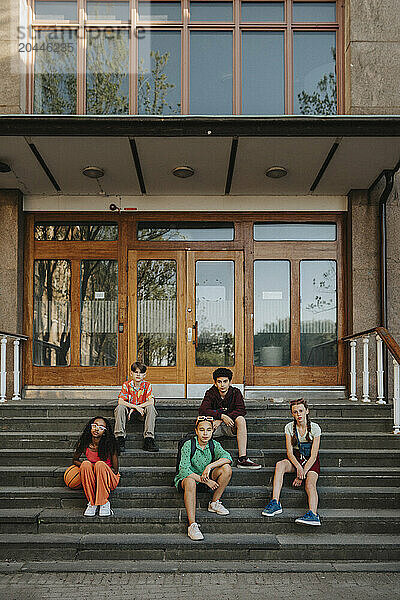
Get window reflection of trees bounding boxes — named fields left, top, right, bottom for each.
left=80, top=260, right=118, bottom=366
left=35, top=223, right=118, bottom=241
left=33, top=260, right=71, bottom=366
left=298, top=47, right=337, bottom=115
left=33, top=31, right=77, bottom=114
left=137, top=260, right=177, bottom=367
left=301, top=261, right=337, bottom=366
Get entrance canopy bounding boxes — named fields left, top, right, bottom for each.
left=0, top=116, right=399, bottom=196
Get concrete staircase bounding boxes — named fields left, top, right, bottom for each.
left=0, top=399, right=399, bottom=571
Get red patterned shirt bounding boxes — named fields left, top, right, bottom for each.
left=118, top=379, right=154, bottom=406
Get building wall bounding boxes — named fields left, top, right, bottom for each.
left=0, top=190, right=24, bottom=394
left=0, top=0, right=26, bottom=114
left=345, top=0, right=400, bottom=115
left=387, top=174, right=400, bottom=345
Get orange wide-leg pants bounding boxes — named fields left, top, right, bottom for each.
left=65, top=461, right=120, bottom=506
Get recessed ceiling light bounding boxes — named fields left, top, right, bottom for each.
left=82, top=166, right=105, bottom=179
left=265, top=166, right=288, bottom=179
left=172, top=166, right=194, bottom=178
left=0, top=162, right=11, bottom=173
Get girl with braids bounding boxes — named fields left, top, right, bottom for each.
left=65, top=416, right=120, bottom=516
left=262, top=399, right=322, bottom=526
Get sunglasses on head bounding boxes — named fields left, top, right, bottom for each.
left=196, top=416, right=214, bottom=424
left=91, top=423, right=107, bottom=432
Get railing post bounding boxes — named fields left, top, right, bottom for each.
left=349, top=340, right=358, bottom=401
left=376, top=334, right=386, bottom=404
left=12, top=338, right=21, bottom=401
left=393, top=359, right=400, bottom=435
left=0, top=336, right=7, bottom=403
left=362, top=336, right=371, bottom=403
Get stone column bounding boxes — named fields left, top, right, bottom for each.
left=0, top=190, right=24, bottom=395
left=345, top=0, right=400, bottom=115
left=0, top=0, right=25, bottom=114
left=347, top=189, right=380, bottom=397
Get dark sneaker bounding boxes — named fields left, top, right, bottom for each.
left=237, top=456, right=261, bottom=470
left=295, top=510, right=321, bottom=526
left=117, top=437, right=126, bottom=453
left=262, top=499, right=282, bottom=516
left=143, top=437, right=159, bottom=452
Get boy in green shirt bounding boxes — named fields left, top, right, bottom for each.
left=175, top=416, right=232, bottom=541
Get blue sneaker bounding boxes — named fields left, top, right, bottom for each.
left=295, top=510, right=321, bottom=526
left=262, top=499, right=282, bottom=516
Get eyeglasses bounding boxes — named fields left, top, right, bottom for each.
left=196, top=416, right=214, bottom=423
left=91, top=423, right=107, bottom=432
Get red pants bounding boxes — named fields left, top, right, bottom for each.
left=65, top=461, right=120, bottom=506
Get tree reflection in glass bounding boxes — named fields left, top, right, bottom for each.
left=80, top=260, right=118, bottom=366
left=137, top=260, right=177, bottom=366
left=86, top=30, right=129, bottom=114
left=138, top=31, right=181, bottom=114
left=33, top=30, right=77, bottom=114
left=294, top=32, right=337, bottom=115
left=195, top=261, right=235, bottom=367
left=33, top=260, right=71, bottom=365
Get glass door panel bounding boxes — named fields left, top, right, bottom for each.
left=187, top=251, right=244, bottom=385
left=33, top=259, right=71, bottom=366
left=128, top=250, right=186, bottom=385
left=195, top=260, right=235, bottom=366
left=80, top=259, right=118, bottom=366
left=300, top=260, right=337, bottom=366
left=254, top=261, right=290, bottom=366
left=137, top=259, right=177, bottom=366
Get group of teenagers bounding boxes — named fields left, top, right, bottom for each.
left=65, top=363, right=322, bottom=540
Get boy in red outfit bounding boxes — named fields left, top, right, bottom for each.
left=114, top=362, right=159, bottom=452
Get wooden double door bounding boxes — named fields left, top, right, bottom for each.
left=128, top=250, right=244, bottom=388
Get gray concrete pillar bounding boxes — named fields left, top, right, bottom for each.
left=0, top=189, right=24, bottom=395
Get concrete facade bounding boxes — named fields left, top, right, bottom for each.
left=0, top=189, right=24, bottom=394
left=0, top=0, right=399, bottom=397
left=345, top=0, right=400, bottom=115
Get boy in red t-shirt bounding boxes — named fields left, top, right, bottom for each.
left=114, top=362, right=159, bottom=452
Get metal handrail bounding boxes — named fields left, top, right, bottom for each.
left=0, top=332, right=29, bottom=402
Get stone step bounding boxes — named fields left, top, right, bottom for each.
left=1, top=532, right=399, bottom=562
left=0, top=402, right=392, bottom=419
left=1, top=448, right=399, bottom=467
left=3, top=466, right=400, bottom=489
left=0, top=415, right=392, bottom=433
left=1, top=431, right=398, bottom=449
left=3, top=559, right=399, bottom=574
left=1, top=508, right=398, bottom=536
left=0, top=485, right=398, bottom=510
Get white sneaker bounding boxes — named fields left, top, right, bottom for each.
left=99, top=501, right=113, bottom=516
left=187, top=522, right=204, bottom=541
left=208, top=500, right=230, bottom=515
left=84, top=503, right=97, bottom=517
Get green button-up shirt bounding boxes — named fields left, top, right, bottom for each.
left=174, top=438, right=232, bottom=488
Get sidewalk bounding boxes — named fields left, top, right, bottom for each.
left=0, top=571, right=399, bottom=600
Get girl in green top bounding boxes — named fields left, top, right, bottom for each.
left=175, top=416, right=233, bottom=541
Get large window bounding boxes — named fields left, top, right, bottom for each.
left=31, top=0, right=340, bottom=114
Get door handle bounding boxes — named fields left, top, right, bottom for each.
left=187, top=327, right=193, bottom=343
left=193, top=321, right=198, bottom=348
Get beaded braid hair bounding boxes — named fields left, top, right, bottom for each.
left=290, top=398, right=312, bottom=447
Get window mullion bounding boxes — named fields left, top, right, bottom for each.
left=77, top=0, right=85, bottom=113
